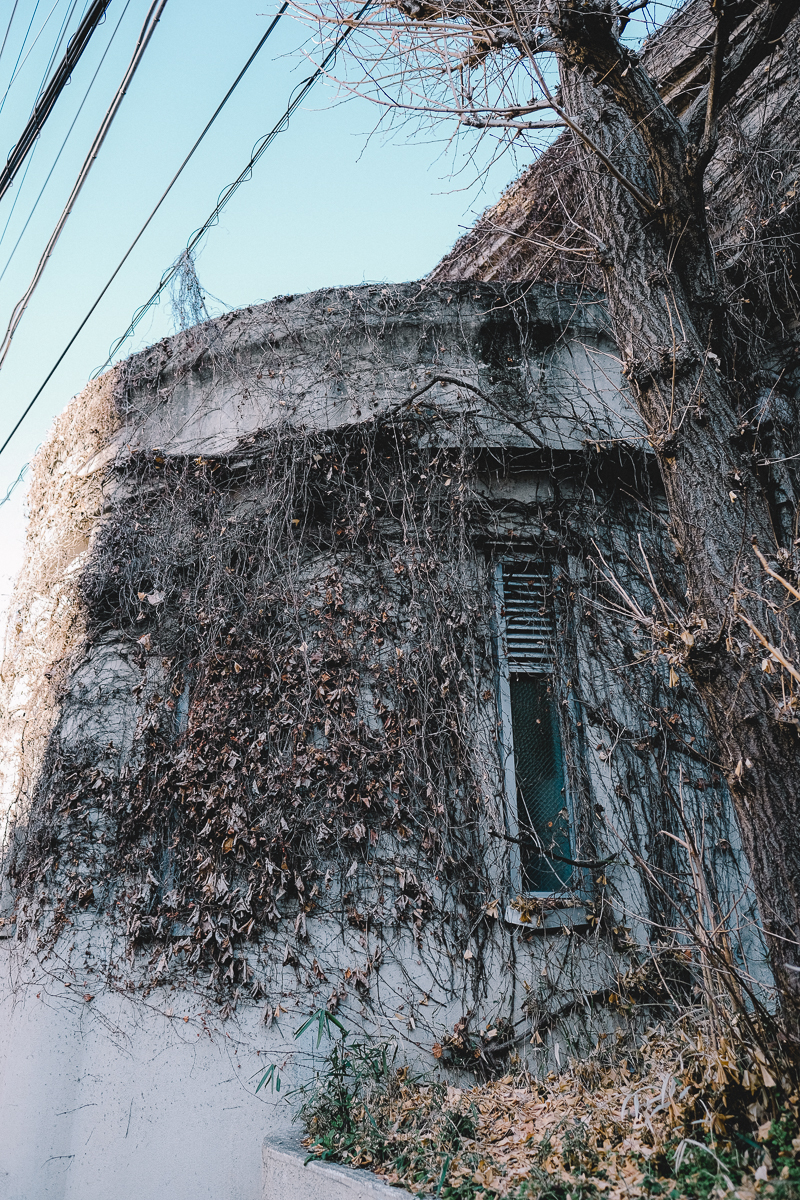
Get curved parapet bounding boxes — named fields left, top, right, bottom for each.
left=110, top=281, right=636, bottom=455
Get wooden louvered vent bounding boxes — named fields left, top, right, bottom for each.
left=502, top=564, right=554, bottom=672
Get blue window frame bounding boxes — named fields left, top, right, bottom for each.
left=495, top=563, right=572, bottom=895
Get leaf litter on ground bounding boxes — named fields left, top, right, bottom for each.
left=301, top=1019, right=800, bottom=1200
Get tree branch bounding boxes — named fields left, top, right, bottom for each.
left=737, top=612, right=800, bottom=685
left=507, top=1, right=664, bottom=215
left=404, top=373, right=546, bottom=447
left=684, top=0, right=797, bottom=148
left=542, top=0, right=690, bottom=217
left=488, top=828, right=617, bottom=868
left=752, top=541, right=800, bottom=605
left=694, top=0, right=735, bottom=177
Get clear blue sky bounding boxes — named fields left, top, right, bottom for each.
left=0, top=0, right=528, bottom=598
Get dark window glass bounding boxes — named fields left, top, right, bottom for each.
left=509, top=673, right=570, bottom=891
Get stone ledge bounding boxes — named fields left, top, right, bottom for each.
left=504, top=903, right=588, bottom=930
left=263, top=1134, right=422, bottom=1200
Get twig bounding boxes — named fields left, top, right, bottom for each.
left=503, top=0, right=661, bottom=216
left=737, top=612, right=800, bottom=685
left=405, top=374, right=545, bottom=447
left=752, top=540, right=800, bottom=604
left=695, top=0, right=734, bottom=173
left=488, top=828, right=616, bottom=868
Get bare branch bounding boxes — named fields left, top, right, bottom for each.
left=404, top=373, right=546, bottom=446
left=684, top=0, right=798, bottom=148
left=694, top=0, right=735, bottom=176
left=505, top=1, right=663, bottom=215
left=752, top=541, right=800, bottom=605
left=738, top=612, right=800, bottom=685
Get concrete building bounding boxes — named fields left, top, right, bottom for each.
left=0, top=281, right=758, bottom=1199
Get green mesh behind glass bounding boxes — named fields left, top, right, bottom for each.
left=509, top=674, right=571, bottom=891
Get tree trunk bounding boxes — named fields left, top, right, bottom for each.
left=547, top=0, right=800, bottom=1034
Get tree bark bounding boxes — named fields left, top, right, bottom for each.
left=543, top=0, right=800, bottom=1033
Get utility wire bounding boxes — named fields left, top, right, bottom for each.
left=0, top=461, right=28, bottom=508
left=0, top=2, right=22, bottom=75
left=0, top=0, right=296, bottom=461
left=101, top=0, right=373, bottom=369
left=0, top=0, right=54, bottom=120
left=0, top=0, right=131, bottom=280
left=0, top=1, right=84, bottom=253
left=0, top=0, right=113, bottom=206
left=33, top=0, right=82, bottom=113
left=0, top=0, right=169, bottom=372
left=0, top=144, right=38, bottom=253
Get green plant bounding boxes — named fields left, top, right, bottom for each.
left=297, top=1030, right=399, bottom=1162
left=295, top=1008, right=348, bottom=1047
left=255, top=1063, right=281, bottom=1094
left=255, top=1006, right=350, bottom=1095
left=296, top=1015, right=800, bottom=1200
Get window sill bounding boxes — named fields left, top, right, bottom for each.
left=504, top=898, right=588, bottom=931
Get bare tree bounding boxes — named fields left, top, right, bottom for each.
left=535, top=0, right=800, bottom=1034
left=304, top=0, right=800, bottom=1033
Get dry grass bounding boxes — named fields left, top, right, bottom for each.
left=302, top=1016, right=800, bottom=1200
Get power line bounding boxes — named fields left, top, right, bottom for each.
left=0, top=0, right=54, bottom=120
left=101, top=0, right=373, bottom=368
left=0, top=0, right=113, bottom=206
left=0, top=461, right=28, bottom=508
left=0, top=0, right=132, bottom=281
left=32, top=0, right=82, bottom=113
left=0, top=141, right=38, bottom=254
left=0, top=0, right=295, bottom=462
left=0, top=0, right=84, bottom=254
left=0, top=2, right=22, bottom=75
left=0, top=0, right=170, bottom=372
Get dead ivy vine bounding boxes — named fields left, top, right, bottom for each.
left=1, top=283, right=767, bottom=1053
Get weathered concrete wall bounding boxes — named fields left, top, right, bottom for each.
left=0, top=282, right=757, bottom=1200
left=110, top=282, right=636, bottom=454
left=0, top=986, right=291, bottom=1200
left=262, top=1134, right=420, bottom=1200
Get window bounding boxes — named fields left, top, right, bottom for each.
left=495, top=563, right=572, bottom=894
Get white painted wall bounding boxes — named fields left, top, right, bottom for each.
left=0, top=951, right=297, bottom=1200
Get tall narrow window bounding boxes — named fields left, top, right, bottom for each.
left=496, top=564, right=572, bottom=893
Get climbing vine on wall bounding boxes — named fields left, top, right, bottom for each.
left=3, top=285, right=757, bottom=1043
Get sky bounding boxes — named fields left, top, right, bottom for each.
left=0, top=0, right=531, bottom=609
left=0, top=0, right=677, bottom=619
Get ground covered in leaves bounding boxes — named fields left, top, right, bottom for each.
left=301, top=1023, right=800, bottom=1200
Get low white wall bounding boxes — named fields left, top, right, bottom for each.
left=0, top=952, right=296, bottom=1200
left=262, top=1135, right=420, bottom=1200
